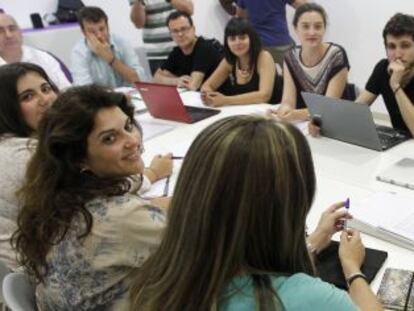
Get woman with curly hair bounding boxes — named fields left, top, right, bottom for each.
left=13, top=85, right=171, bottom=310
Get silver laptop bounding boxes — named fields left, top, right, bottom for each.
left=302, top=92, right=410, bottom=151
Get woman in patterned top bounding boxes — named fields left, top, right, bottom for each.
left=272, top=3, right=350, bottom=121
left=12, top=85, right=172, bottom=310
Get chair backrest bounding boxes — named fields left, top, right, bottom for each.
left=45, top=50, right=74, bottom=83
left=0, top=260, right=10, bottom=303
left=2, top=273, right=37, bottom=311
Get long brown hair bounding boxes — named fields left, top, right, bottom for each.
left=0, top=62, right=58, bottom=137
left=130, top=116, right=316, bottom=310
left=12, top=85, right=140, bottom=281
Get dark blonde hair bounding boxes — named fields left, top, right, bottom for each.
left=130, top=115, right=316, bottom=310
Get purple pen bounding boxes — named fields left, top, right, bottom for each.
left=344, top=198, right=350, bottom=230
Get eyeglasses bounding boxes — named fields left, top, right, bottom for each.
left=170, top=26, right=192, bottom=36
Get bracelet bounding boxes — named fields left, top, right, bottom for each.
left=146, top=167, right=159, bottom=180
left=346, top=272, right=367, bottom=288
left=393, top=85, right=402, bottom=94
left=108, top=55, right=116, bottom=67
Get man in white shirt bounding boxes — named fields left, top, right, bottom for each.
left=0, top=13, right=71, bottom=90
left=71, top=6, right=146, bottom=88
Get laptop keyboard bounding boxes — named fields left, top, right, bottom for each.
left=376, top=125, right=409, bottom=149
left=184, top=106, right=220, bottom=122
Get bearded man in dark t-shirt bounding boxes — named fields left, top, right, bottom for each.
left=153, top=11, right=224, bottom=91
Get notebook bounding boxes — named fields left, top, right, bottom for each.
left=376, top=158, right=414, bottom=190
left=135, top=82, right=220, bottom=123
left=316, top=241, right=387, bottom=289
left=302, top=92, right=410, bottom=151
left=377, top=268, right=414, bottom=310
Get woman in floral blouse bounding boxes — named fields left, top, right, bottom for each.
left=12, top=85, right=171, bottom=310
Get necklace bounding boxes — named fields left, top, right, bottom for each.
left=236, top=61, right=253, bottom=80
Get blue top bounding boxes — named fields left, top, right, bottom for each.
left=221, top=273, right=358, bottom=311
left=71, top=33, right=146, bottom=88
left=237, top=0, right=294, bottom=46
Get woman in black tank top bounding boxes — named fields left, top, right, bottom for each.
left=201, top=17, right=282, bottom=107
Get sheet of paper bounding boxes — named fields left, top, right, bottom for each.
left=142, top=159, right=183, bottom=198
left=353, top=192, right=414, bottom=241
left=179, top=91, right=204, bottom=108
left=139, top=119, right=176, bottom=141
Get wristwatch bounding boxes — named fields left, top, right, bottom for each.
left=346, top=272, right=367, bottom=288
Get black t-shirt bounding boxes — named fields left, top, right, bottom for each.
left=366, top=59, right=414, bottom=134
left=161, top=36, right=222, bottom=85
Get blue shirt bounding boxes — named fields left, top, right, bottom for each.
left=221, top=273, right=358, bottom=311
left=71, top=33, right=146, bottom=88
left=237, top=0, right=294, bottom=46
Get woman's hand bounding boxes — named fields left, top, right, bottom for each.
left=308, top=117, right=321, bottom=137
left=339, top=229, right=366, bottom=277
left=145, top=153, right=173, bottom=182
left=203, top=91, right=228, bottom=107
left=307, top=201, right=352, bottom=253
left=275, top=104, right=294, bottom=120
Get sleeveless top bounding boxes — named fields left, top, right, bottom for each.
left=223, top=63, right=283, bottom=104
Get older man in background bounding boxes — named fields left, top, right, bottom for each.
left=0, top=12, right=71, bottom=89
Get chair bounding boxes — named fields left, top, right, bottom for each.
left=45, top=51, right=74, bottom=83
left=2, top=273, right=37, bottom=311
left=0, top=260, right=11, bottom=311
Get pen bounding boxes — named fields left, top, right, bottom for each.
left=163, top=176, right=170, bottom=197
left=172, top=156, right=184, bottom=160
left=344, top=198, right=350, bottom=230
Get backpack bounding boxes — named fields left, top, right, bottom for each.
left=55, top=0, right=84, bottom=24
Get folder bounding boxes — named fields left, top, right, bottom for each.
left=350, top=192, right=414, bottom=252
left=316, top=241, right=388, bottom=289
left=376, top=158, right=414, bottom=190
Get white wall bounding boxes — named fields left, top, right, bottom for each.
left=1, top=0, right=413, bottom=112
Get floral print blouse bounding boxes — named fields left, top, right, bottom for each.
left=36, top=194, right=165, bottom=310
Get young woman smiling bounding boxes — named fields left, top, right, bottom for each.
left=273, top=3, right=350, bottom=122
left=0, top=63, right=58, bottom=270
left=201, top=17, right=282, bottom=107
left=12, top=85, right=171, bottom=310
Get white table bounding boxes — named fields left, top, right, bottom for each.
left=134, top=92, right=414, bottom=293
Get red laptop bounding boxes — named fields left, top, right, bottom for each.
left=134, top=82, right=220, bottom=123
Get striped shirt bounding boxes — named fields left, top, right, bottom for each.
left=130, top=0, right=176, bottom=60
left=284, top=42, right=350, bottom=109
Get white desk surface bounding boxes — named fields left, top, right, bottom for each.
left=135, top=92, right=414, bottom=292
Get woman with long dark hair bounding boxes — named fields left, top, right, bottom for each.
left=0, top=63, right=58, bottom=270
left=12, top=85, right=171, bottom=310
left=130, top=116, right=382, bottom=310
left=201, top=17, right=282, bottom=106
